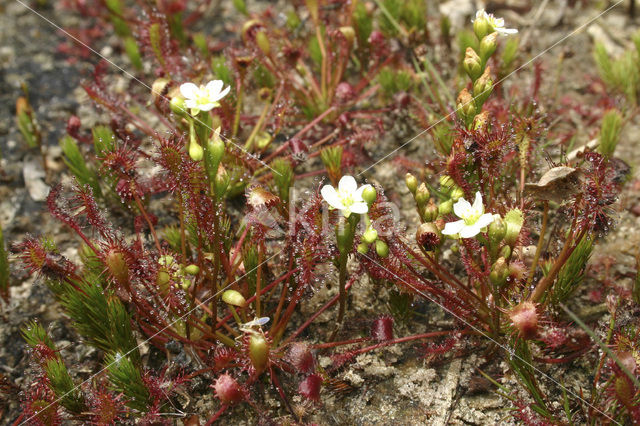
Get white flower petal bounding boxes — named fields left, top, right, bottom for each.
left=453, top=198, right=471, bottom=219
left=213, top=84, right=231, bottom=101
left=498, top=28, right=518, bottom=35
left=180, top=82, right=199, bottom=99
left=198, top=102, right=217, bottom=112
left=460, top=224, right=482, bottom=239
left=321, top=185, right=345, bottom=210
left=338, top=175, right=357, bottom=194
left=350, top=202, right=369, bottom=214
left=442, top=220, right=465, bottom=236
left=472, top=191, right=484, bottom=212
left=206, top=80, right=224, bottom=94
left=475, top=213, right=495, bottom=229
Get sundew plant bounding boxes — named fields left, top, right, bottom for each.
left=4, top=1, right=640, bottom=424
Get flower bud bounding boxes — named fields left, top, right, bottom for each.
left=508, top=301, right=538, bottom=340
left=170, top=96, right=186, bottom=115
left=357, top=242, right=369, bottom=254
left=215, top=165, right=230, bottom=198
left=414, top=183, right=430, bottom=208
left=248, top=333, right=269, bottom=373
left=463, top=47, right=483, bottom=81
left=255, top=30, right=270, bottom=56
left=479, top=32, right=498, bottom=61
left=473, top=67, right=493, bottom=107
left=450, top=186, right=464, bottom=202
left=362, top=186, right=377, bottom=205
left=214, top=374, right=244, bottom=405
left=362, top=227, right=378, bottom=244
left=205, top=127, right=225, bottom=180
left=488, top=215, right=506, bottom=244
left=438, top=199, right=453, bottom=216
left=405, top=173, right=418, bottom=194
left=421, top=200, right=439, bottom=222
left=473, top=14, right=490, bottom=40
left=439, top=175, right=455, bottom=191
left=189, top=138, right=204, bottom=162
left=222, top=289, right=246, bottom=307
left=416, top=222, right=441, bottom=251
left=184, top=264, right=200, bottom=275
left=456, top=88, right=476, bottom=122
left=375, top=240, right=389, bottom=258
left=489, top=257, right=509, bottom=287
left=501, top=245, right=512, bottom=260
left=504, top=209, right=524, bottom=246
left=473, top=111, right=490, bottom=130
left=339, top=26, right=355, bottom=46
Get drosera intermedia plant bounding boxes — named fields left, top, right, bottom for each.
left=8, top=1, right=640, bottom=424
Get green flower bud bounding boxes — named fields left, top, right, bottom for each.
left=405, top=173, right=418, bottom=194
left=479, top=32, right=498, bottom=61
left=255, top=30, right=271, bottom=56
left=456, top=88, right=476, bottom=123
left=438, top=199, right=454, bottom=216
left=375, top=240, right=389, bottom=258
left=463, top=47, right=483, bottom=81
left=488, top=215, right=506, bottom=244
left=170, top=96, right=186, bottom=115
left=189, top=138, right=204, bottom=162
left=184, top=264, right=200, bottom=275
left=362, top=227, right=378, bottom=244
left=357, top=242, right=369, bottom=254
left=500, top=245, right=512, bottom=260
left=504, top=209, right=524, bottom=246
left=489, top=257, right=509, bottom=287
left=414, top=183, right=430, bottom=208
left=222, top=289, right=246, bottom=307
left=248, top=334, right=270, bottom=373
left=439, top=175, right=455, bottom=191
left=339, top=26, right=355, bottom=46
left=450, top=187, right=465, bottom=202
left=205, top=127, right=225, bottom=180
left=473, top=15, right=490, bottom=40
left=362, top=186, right=377, bottom=205
left=421, top=200, right=439, bottom=222
left=215, top=165, right=230, bottom=198
left=473, top=67, right=493, bottom=107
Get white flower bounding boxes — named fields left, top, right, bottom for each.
left=474, top=9, right=518, bottom=35
left=321, top=175, right=371, bottom=218
left=180, top=80, right=230, bottom=113
left=442, top=191, right=495, bottom=238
